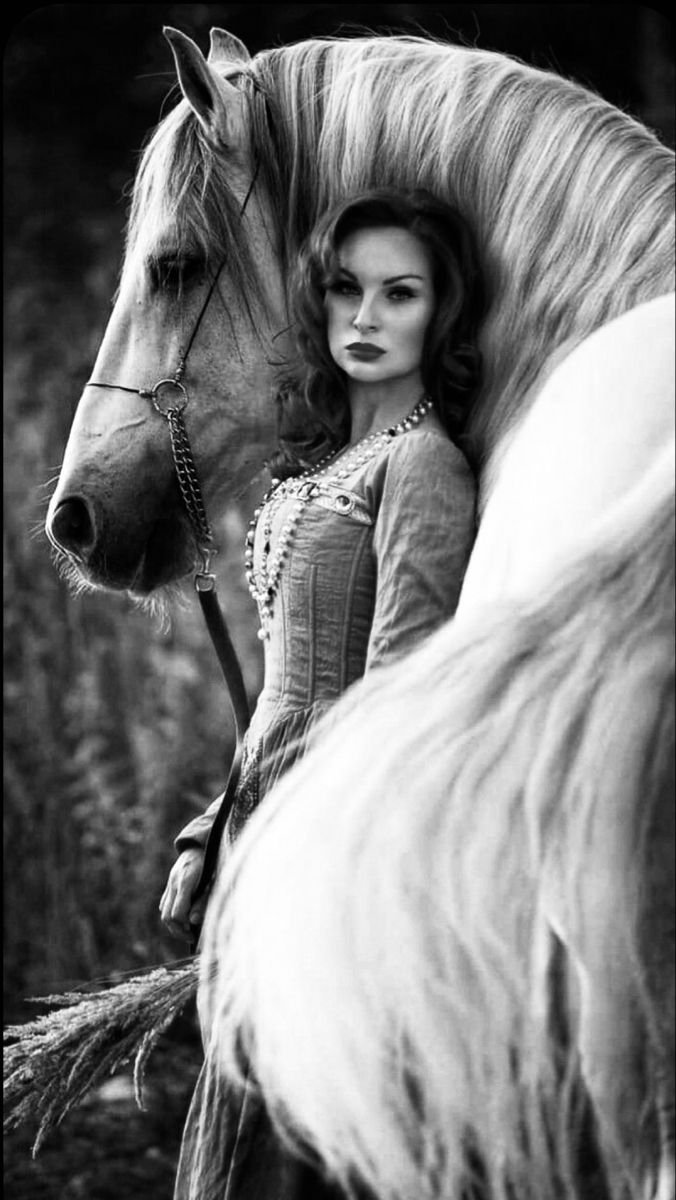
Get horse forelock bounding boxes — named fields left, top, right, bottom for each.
left=124, top=33, right=673, bottom=473
left=121, top=92, right=265, bottom=325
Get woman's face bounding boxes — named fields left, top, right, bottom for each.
left=324, top=226, right=435, bottom=390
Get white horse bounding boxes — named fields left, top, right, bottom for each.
left=43, top=24, right=674, bottom=1200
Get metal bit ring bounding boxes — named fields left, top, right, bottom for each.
left=148, top=378, right=188, bottom=417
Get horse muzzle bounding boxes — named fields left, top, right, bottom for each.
left=46, top=489, right=195, bottom=595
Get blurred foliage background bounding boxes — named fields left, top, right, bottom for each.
left=4, top=4, right=674, bottom=1196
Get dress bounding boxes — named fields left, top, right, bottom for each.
left=173, top=423, right=476, bottom=1199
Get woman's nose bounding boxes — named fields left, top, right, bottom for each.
left=352, top=297, right=378, bottom=332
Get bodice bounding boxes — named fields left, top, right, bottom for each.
left=251, top=476, right=377, bottom=725
left=175, top=425, right=477, bottom=854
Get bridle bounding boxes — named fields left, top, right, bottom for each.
left=86, top=168, right=261, bottom=933
left=87, top=263, right=229, bottom=587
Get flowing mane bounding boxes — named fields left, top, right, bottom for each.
left=125, top=34, right=674, bottom=480
left=204, top=441, right=675, bottom=1200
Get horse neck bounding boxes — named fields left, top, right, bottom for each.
left=251, top=38, right=674, bottom=488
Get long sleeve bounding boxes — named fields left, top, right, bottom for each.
left=174, top=792, right=225, bottom=852
left=364, top=431, right=476, bottom=670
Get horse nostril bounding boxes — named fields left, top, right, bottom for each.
left=48, top=497, right=97, bottom=559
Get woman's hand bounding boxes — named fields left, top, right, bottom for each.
left=160, top=847, right=207, bottom=941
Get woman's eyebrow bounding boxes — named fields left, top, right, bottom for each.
left=336, top=268, right=424, bottom=283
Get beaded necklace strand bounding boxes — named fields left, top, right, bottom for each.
left=245, top=395, right=433, bottom=639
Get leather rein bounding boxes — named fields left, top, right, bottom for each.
left=85, top=170, right=261, bottom=934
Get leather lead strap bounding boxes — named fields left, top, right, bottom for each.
left=188, top=591, right=249, bottom=950
left=197, top=588, right=250, bottom=739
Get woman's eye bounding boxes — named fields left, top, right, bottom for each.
left=328, top=281, right=360, bottom=297
left=387, top=288, right=415, bottom=301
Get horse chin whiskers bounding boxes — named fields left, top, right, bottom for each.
left=49, top=531, right=188, bottom=607
left=128, top=576, right=193, bottom=631
left=128, top=587, right=173, bottom=632
left=51, top=548, right=100, bottom=597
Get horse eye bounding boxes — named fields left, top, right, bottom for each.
left=147, top=256, right=206, bottom=292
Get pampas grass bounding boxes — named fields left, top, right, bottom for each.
left=3, top=961, right=198, bottom=1155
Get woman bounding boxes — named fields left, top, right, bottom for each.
left=161, top=187, right=484, bottom=1199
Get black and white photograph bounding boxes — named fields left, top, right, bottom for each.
left=4, top=6, right=674, bottom=1199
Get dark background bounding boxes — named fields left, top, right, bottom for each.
left=4, top=6, right=674, bottom=1198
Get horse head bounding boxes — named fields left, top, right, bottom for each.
left=46, top=28, right=287, bottom=594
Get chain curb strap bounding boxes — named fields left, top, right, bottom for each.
left=140, top=373, right=216, bottom=589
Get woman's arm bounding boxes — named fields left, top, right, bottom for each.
left=174, top=793, right=225, bottom=853
left=365, top=432, right=476, bottom=670
left=161, top=794, right=225, bottom=939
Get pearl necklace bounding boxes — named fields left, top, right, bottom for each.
left=245, top=396, right=433, bottom=640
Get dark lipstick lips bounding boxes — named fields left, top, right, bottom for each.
left=345, top=342, right=385, bottom=357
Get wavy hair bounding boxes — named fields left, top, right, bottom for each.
left=268, top=188, right=485, bottom=478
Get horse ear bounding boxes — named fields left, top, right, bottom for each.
left=163, top=26, right=243, bottom=148
left=208, top=28, right=251, bottom=67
